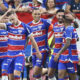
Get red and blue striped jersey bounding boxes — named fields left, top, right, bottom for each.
left=6, top=22, right=32, bottom=57
left=59, top=26, right=79, bottom=63
left=28, top=18, right=53, bottom=55
left=53, top=22, right=65, bottom=55
left=0, top=29, right=8, bottom=57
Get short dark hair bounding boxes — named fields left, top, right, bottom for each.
left=45, top=0, right=56, bottom=10
left=0, top=11, right=5, bottom=16
left=6, top=11, right=15, bottom=17
left=56, top=9, right=64, bottom=14
left=32, top=7, right=40, bottom=12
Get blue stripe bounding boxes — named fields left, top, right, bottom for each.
left=0, top=52, right=7, bottom=56
left=8, top=50, right=25, bottom=56
left=32, top=46, right=48, bottom=52
left=0, top=42, right=7, bottom=47
left=35, top=35, right=47, bottom=42
left=55, top=38, right=62, bottom=43
left=60, top=55, right=79, bottom=61
left=54, top=48, right=61, bottom=53
left=8, top=39, right=26, bottom=45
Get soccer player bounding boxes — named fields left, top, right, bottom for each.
left=0, top=10, right=41, bottom=80
left=48, top=9, right=78, bottom=80
left=0, top=11, right=9, bottom=80
left=48, top=9, right=65, bottom=80
left=54, top=14, right=79, bottom=80
left=28, top=8, right=53, bottom=80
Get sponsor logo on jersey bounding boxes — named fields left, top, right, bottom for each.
left=9, top=35, right=22, bottom=40
left=0, top=36, right=8, bottom=40
left=18, top=30, right=22, bottom=34
left=55, top=33, right=63, bottom=37
left=33, top=32, right=42, bottom=36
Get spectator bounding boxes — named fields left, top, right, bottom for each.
left=66, top=0, right=80, bottom=13
left=41, top=0, right=59, bottom=21
left=16, top=0, right=44, bottom=12
left=0, top=0, right=10, bottom=11
left=22, top=0, right=32, bottom=3
left=56, top=0, right=70, bottom=9
left=0, top=0, right=21, bottom=11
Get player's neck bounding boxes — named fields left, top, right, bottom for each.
left=33, top=19, right=40, bottom=24
left=14, top=20, right=21, bottom=27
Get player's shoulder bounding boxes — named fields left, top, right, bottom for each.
left=27, top=21, right=33, bottom=25
left=66, top=26, right=74, bottom=32
left=41, top=18, right=51, bottom=24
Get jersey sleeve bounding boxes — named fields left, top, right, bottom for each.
left=65, top=27, right=73, bottom=39
left=25, top=24, right=32, bottom=37
left=42, top=18, right=51, bottom=29
left=5, top=22, right=12, bottom=30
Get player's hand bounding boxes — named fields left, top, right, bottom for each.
left=36, top=53, right=42, bottom=59
left=54, top=54, right=60, bottom=62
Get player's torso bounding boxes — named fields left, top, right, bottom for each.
left=53, top=23, right=65, bottom=54
left=59, top=27, right=78, bottom=63
left=62, top=27, right=77, bottom=55
left=0, top=29, right=8, bottom=56
left=8, top=23, right=27, bottom=55
left=29, top=20, right=48, bottom=54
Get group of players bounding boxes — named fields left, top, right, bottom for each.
left=0, top=6, right=79, bottom=80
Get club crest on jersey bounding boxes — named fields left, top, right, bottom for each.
left=61, top=27, right=64, bottom=32
left=38, top=26, right=42, bottom=30
left=18, top=30, right=22, bottom=34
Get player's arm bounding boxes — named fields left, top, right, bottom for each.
left=0, top=23, right=6, bottom=29
left=28, top=34, right=42, bottom=59
left=54, top=27, right=72, bottom=61
left=25, top=37, right=29, bottom=48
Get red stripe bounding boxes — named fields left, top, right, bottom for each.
left=74, top=63, right=77, bottom=72
left=72, top=50, right=78, bottom=55
left=0, top=56, right=8, bottom=58
left=0, top=47, right=8, bottom=52
left=48, top=31, right=54, bottom=39
left=8, top=33, right=26, bottom=40
left=37, top=40, right=45, bottom=47
left=8, top=55, right=24, bottom=58
left=59, top=60, right=78, bottom=63
left=2, top=73, right=8, bottom=76
left=56, top=2, right=67, bottom=5
left=8, top=45, right=24, bottom=51
left=55, top=43, right=62, bottom=48
left=75, top=13, right=80, bottom=19
left=62, top=50, right=69, bottom=55
left=33, top=29, right=46, bottom=37
left=59, top=60, right=69, bottom=63
left=70, top=39, right=76, bottom=44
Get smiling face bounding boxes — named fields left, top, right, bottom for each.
left=56, top=12, right=65, bottom=23
left=8, top=14, right=18, bottom=25
left=32, top=9, right=41, bottom=22
left=47, top=0, right=55, bottom=8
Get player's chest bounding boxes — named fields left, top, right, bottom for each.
left=0, top=30, right=8, bottom=35
left=53, top=27, right=64, bottom=33
left=8, top=27, right=25, bottom=35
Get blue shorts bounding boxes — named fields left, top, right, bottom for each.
left=8, top=56, right=25, bottom=74
left=0, top=57, right=9, bottom=76
left=48, top=55, right=58, bottom=69
left=32, top=52, right=49, bottom=68
left=58, top=62, right=77, bottom=73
